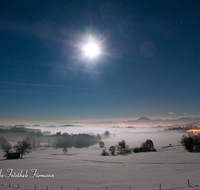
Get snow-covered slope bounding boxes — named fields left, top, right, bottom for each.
left=0, top=130, right=199, bottom=190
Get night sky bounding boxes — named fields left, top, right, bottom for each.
left=0, top=0, right=200, bottom=124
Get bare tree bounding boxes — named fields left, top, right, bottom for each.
left=0, top=137, right=8, bottom=147
left=37, top=140, right=40, bottom=147
left=14, top=141, right=32, bottom=159
left=2, top=143, right=13, bottom=158
left=63, top=148, right=68, bottom=154
left=23, top=136, right=36, bottom=148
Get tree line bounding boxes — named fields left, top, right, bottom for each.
left=0, top=127, right=104, bottom=148
left=55, top=134, right=101, bottom=148
left=100, top=139, right=157, bottom=156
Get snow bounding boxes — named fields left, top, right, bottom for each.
left=0, top=129, right=200, bottom=190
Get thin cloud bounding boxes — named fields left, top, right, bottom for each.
left=93, top=121, right=113, bottom=124
left=0, top=20, right=60, bottom=42
left=0, top=89, right=73, bottom=95
left=0, top=82, right=95, bottom=90
left=1, top=59, right=102, bottom=75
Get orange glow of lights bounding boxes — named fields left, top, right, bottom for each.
left=187, top=129, right=200, bottom=133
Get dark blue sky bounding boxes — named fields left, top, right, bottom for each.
left=0, top=0, right=200, bottom=124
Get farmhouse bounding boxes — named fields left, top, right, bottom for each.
left=6, top=153, right=20, bottom=159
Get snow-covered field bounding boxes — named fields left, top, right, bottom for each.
left=0, top=129, right=200, bottom=190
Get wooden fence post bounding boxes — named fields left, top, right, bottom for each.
left=159, top=184, right=161, bottom=190
left=188, top=179, right=191, bottom=187
left=129, top=186, right=131, bottom=190
left=18, top=184, right=19, bottom=188
left=35, top=185, right=36, bottom=190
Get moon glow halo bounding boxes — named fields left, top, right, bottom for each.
left=83, top=42, right=100, bottom=58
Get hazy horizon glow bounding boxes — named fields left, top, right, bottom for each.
left=1, top=115, right=200, bottom=128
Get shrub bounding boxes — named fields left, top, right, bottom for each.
left=101, top=149, right=109, bottom=156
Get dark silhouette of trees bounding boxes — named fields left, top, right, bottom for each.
left=141, top=139, right=155, bottom=151
left=103, top=130, right=110, bottom=138
left=99, top=141, right=105, bottom=148
left=101, top=139, right=157, bottom=156
left=109, top=146, right=115, bottom=155
left=124, top=145, right=132, bottom=154
left=118, top=140, right=126, bottom=154
left=96, top=134, right=101, bottom=139
left=14, top=141, right=32, bottom=158
left=36, top=130, right=43, bottom=136
left=133, top=139, right=156, bottom=153
left=181, top=134, right=200, bottom=152
left=55, top=134, right=100, bottom=148
left=11, top=126, right=26, bottom=132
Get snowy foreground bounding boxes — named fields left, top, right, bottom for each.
left=0, top=129, right=200, bottom=190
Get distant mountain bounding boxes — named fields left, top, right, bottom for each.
left=136, top=117, right=152, bottom=122
left=59, top=125, right=76, bottom=127
left=126, top=126, right=136, bottom=129
left=111, top=126, right=123, bottom=128
left=94, top=121, right=113, bottom=124
left=125, top=117, right=200, bottom=126
left=176, top=117, right=194, bottom=122
left=152, top=126, right=164, bottom=128
left=58, top=125, right=82, bottom=127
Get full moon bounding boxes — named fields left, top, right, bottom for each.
left=83, top=42, right=100, bottom=58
